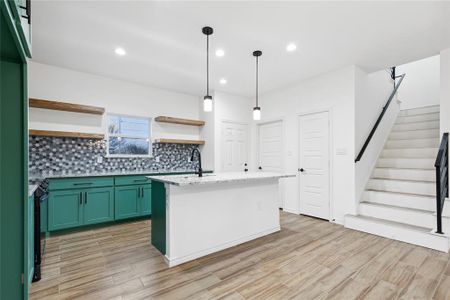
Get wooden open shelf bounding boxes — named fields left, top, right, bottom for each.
left=155, top=116, right=205, bottom=126
left=155, top=138, right=205, bottom=145
left=29, top=98, right=105, bottom=115
left=29, top=129, right=105, bottom=139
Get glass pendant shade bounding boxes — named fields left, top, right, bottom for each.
left=253, top=107, right=261, bottom=120
left=204, top=95, right=213, bottom=112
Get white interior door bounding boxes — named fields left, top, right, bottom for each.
left=298, top=111, right=330, bottom=220
left=258, top=120, right=284, bottom=208
left=221, top=122, right=248, bottom=172
left=258, top=120, right=283, bottom=172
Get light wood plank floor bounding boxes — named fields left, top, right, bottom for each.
left=30, top=212, right=450, bottom=300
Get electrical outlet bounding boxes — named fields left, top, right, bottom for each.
left=257, top=201, right=262, bottom=211
left=97, top=156, right=103, bottom=163
left=155, top=156, right=160, bottom=162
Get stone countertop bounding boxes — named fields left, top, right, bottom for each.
left=29, top=185, right=38, bottom=197
left=147, top=172, right=296, bottom=187
left=29, top=169, right=211, bottom=181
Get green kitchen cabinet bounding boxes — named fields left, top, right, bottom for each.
left=115, top=185, right=141, bottom=220
left=115, top=184, right=152, bottom=220
left=48, top=187, right=114, bottom=230
left=48, top=190, right=83, bottom=231
left=141, top=185, right=152, bottom=216
left=40, top=196, right=48, bottom=233
left=83, top=187, right=114, bottom=225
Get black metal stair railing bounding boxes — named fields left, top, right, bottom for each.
left=355, top=67, right=406, bottom=163
left=435, top=132, right=449, bottom=234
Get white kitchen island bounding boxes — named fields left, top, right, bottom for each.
left=147, top=172, right=294, bottom=267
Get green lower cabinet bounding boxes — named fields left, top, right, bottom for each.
left=115, top=185, right=141, bottom=220
left=141, top=185, right=152, bottom=216
left=48, top=187, right=114, bottom=230
left=83, top=187, right=114, bottom=225
left=115, top=184, right=152, bottom=220
left=48, top=190, right=83, bottom=231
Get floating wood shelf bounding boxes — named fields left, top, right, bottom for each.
left=29, top=98, right=105, bottom=115
left=155, top=116, right=205, bottom=126
left=155, top=138, right=205, bottom=145
left=29, top=129, right=105, bottom=139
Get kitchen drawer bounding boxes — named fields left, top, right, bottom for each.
left=115, top=175, right=151, bottom=186
left=48, top=177, right=114, bottom=191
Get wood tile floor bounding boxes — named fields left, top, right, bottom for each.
left=30, top=212, right=450, bottom=300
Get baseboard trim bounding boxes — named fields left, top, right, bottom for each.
left=165, top=226, right=281, bottom=267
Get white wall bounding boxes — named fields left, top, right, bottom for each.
left=212, top=91, right=253, bottom=172
left=441, top=49, right=450, bottom=135
left=354, top=68, right=399, bottom=203
left=254, top=66, right=357, bottom=223
left=28, top=62, right=201, bottom=141
left=396, top=55, right=440, bottom=109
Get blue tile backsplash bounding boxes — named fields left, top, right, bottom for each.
left=29, top=136, right=199, bottom=175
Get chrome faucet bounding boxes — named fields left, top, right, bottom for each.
left=190, top=148, right=203, bottom=177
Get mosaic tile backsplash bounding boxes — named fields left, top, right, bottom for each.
left=29, top=136, right=200, bottom=175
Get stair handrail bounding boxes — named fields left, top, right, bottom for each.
left=435, top=132, right=449, bottom=234
left=354, top=70, right=406, bottom=162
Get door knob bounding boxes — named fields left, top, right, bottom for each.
left=299, top=168, right=304, bottom=172
left=258, top=166, right=262, bottom=170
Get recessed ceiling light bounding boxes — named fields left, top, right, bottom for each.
left=215, top=49, right=225, bottom=57
left=286, top=43, right=297, bottom=52
left=219, top=78, right=227, bottom=85
left=114, top=47, right=126, bottom=56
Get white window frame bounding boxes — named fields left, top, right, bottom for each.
left=105, top=113, right=153, bottom=158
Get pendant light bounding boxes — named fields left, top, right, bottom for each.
left=202, top=26, right=213, bottom=112
left=253, top=50, right=262, bottom=120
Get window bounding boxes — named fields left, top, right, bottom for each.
left=107, top=114, right=152, bottom=157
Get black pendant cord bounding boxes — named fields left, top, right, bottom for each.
left=256, top=55, right=259, bottom=107
left=206, top=34, right=209, bottom=96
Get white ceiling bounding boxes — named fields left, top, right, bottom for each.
left=32, top=1, right=450, bottom=97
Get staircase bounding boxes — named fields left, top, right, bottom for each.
left=346, top=105, right=450, bottom=252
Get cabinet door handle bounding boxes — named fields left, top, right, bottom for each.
left=141, top=187, right=144, bottom=197
left=84, top=192, right=87, bottom=204
left=79, top=192, right=82, bottom=204
left=73, top=182, right=93, bottom=186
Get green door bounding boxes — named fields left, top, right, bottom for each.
left=141, top=184, right=152, bottom=216
left=48, top=190, right=83, bottom=231
left=115, top=185, right=140, bottom=220
left=83, top=187, right=114, bottom=225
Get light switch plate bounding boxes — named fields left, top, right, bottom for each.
left=336, top=148, right=347, bottom=155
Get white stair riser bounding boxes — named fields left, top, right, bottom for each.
left=396, top=113, right=439, bottom=124
left=372, top=168, right=435, bottom=182
left=380, top=148, right=438, bottom=159
left=385, top=138, right=439, bottom=149
left=359, top=203, right=441, bottom=228
left=390, top=129, right=439, bottom=140
left=344, top=215, right=449, bottom=252
left=377, top=158, right=434, bottom=170
left=399, top=106, right=440, bottom=116
left=367, top=179, right=435, bottom=196
left=392, top=120, right=439, bottom=132
left=362, top=191, right=448, bottom=213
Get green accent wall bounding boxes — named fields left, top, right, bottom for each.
left=151, top=181, right=166, bottom=255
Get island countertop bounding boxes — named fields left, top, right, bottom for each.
left=147, top=172, right=295, bottom=186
